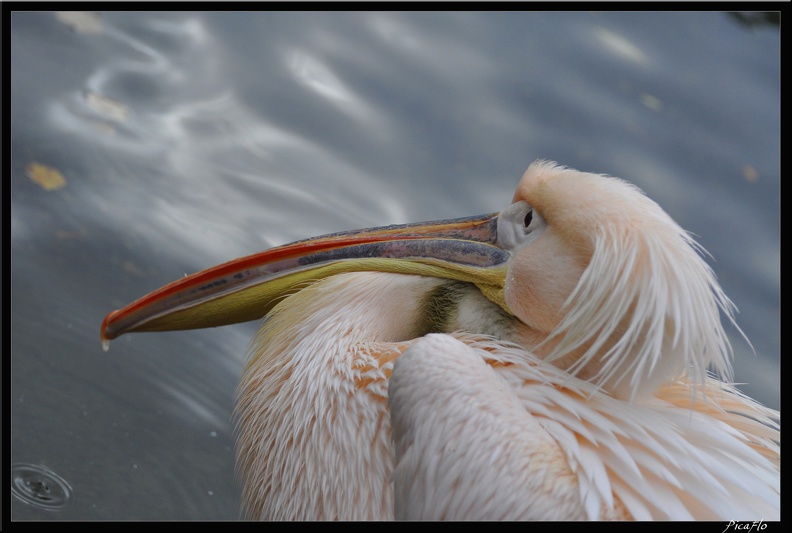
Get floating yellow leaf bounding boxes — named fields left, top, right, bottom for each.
left=55, top=12, right=103, bottom=35
left=26, top=163, right=67, bottom=191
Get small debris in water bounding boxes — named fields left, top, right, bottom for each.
left=26, top=163, right=66, bottom=191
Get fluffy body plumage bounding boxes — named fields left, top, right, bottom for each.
left=235, top=273, right=436, bottom=519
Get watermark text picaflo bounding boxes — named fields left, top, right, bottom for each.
left=722, top=521, right=768, bottom=533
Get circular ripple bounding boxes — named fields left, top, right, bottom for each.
left=11, top=464, right=73, bottom=510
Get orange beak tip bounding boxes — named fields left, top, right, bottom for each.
left=100, top=312, right=117, bottom=350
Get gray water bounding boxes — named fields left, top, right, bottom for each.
left=10, top=11, right=779, bottom=520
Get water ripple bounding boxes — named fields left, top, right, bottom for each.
left=11, top=464, right=73, bottom=510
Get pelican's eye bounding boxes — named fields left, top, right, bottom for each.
left=496, top=200, right=546, bottom=251
left=523, top=210, right=533, bottom=229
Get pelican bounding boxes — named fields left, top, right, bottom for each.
left=102, top=161, right=779, bottom=520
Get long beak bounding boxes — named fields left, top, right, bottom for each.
left=101, top=212, right=510, bottom=347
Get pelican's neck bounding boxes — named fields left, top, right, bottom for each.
left=432, top=281, right=672, bottom=401
left=234, top=272, right=447, bottom=520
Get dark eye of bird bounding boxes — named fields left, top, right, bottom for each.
left=524, top=210, right=533, bottom=229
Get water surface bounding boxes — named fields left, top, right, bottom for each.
left=10, top=11, right=779, bottom=520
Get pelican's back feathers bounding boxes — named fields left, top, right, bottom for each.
left=390, top=332, right=779, bottom=521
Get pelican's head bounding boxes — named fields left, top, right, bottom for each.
left=499, top=161, right=736, bottom=399
left=101, top=161, right=738, bottom=401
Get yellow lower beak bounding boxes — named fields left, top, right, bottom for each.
left=101, top=213, right=510, bottom=346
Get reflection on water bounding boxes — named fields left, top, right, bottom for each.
left=11, top=11, right=779, bottom=520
